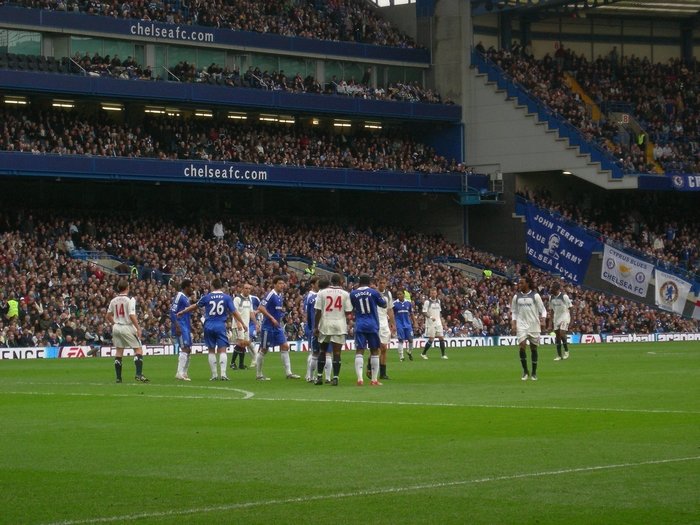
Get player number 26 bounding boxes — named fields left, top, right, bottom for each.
left=208, top=300, right=225, bottom=316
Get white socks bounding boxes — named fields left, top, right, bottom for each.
left=370, top=355, right=379, bottom=382
left=281, top=351, right=292, bottom=376
left=208, top=353, right=217, bottom=377
left=256, top=352, right=265, bottom=377
left=219, top=353, right=227, bottom=378
left=355, top=353, right=364, bottom=382
left=397, top=341, right=404, bottom=359
left=184, top=353, right=191, bottom=375
left=325, top=358, right=332, bottom=381
left=247, top=343, right=258, bottom=366
left=177, top=351, right=187, bottom=375
left=307, top=354, right=318, bottom=380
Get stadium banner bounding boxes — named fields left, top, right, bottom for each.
left=0, top=348, right=47, bottom=360
left=604, top=333, right=656, bottom=343
left=692, top=299, right=700, bottom=321
left=98, top=344, right=177, bottom=357
left=601, top=244, right=653, bottom=297
left=654, top=269, right=691, bottom=314
left=670, top=174, right=700, bottom=191
left=525, top=201, right=597, bottom=283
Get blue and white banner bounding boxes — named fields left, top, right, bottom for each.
left=601, top=244, right=653, bottom=297
left=670, top=175, right=700, bottom=191
left=654, top=269, right=691, bottom=314
left=525, top=201, right=597, bottom=283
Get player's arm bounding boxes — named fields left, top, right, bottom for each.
left=510, top=295, right=518, bottom=332
left=313, top=299, right=323, bottom=334
left=170, top=303, right=182, bottom=335
left=129, top=313, right=140, bottom=336
left=258, top=303, right=278, bottom=328
left=422, top=303, right=432, bottom=321
left=388, top=306, right=396, bottom=333
left=177, top=302, right=199, bottom=317
left=536, top=295, right=547, bottom=330
left=231, top=309, right=245, bottom=330
left=106, top=311, right=114, bottom=325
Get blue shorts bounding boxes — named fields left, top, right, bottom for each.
left=396, top=326, right=414, bottom=341
left=176, top=328, right=192, bottom=348
left=308, top=334, right=320, bottom=354
left=204, top=323, right=229, bottom=349
left=261, top=327, right=287, bottom=349
left=249, top=324, right=257, bottom=340
left=355, top=331, right=381, bottom=350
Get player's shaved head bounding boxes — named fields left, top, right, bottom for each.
left=331, top=273, right=344, bottom=286
left=359, top=274, right=371, bottom=286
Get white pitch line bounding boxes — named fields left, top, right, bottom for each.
left=1, top=388, right=699, bottom=414
left=37, top=456, right=700, bottom=525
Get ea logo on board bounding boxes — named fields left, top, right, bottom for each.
left=659, top=281, right=679, bottom=306
left=672, top=175, right=685, bottom=189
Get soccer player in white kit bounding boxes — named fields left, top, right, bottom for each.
left=368, top=275, right=395, bottom=379
left=314, top=273, right=353, bottom=386
left=231, top=283, right=258, bottom=370
left=421, top=288, right=448, bottom=359
left=107, top=279, right=149, bottom=383
left=548, top=281, right=572, bottom=360
left=511, top=276, right=547, bottom=380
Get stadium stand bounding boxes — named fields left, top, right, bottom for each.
left=7, top=0, right=420, bottom=49
left=0, top=211, right=696, bottom=349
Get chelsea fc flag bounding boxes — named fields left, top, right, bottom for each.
left=654, top=269, right=691, bottom=314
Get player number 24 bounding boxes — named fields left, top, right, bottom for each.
left=325, top=295, right=343, bottom=312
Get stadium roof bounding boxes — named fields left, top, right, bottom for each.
left=471, top=0, right=700, bottom=19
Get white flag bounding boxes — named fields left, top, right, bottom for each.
left=654, top=269, right=691, bottom=315
left=601, top=244, right=653, bottom=297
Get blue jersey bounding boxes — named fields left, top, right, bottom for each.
left=392, top=300, right=413, bottom=328
left=170, top=291, right=191, bottom=335
left=197, top=291, right=236, bottom=325
left=350, top=287, right=386, bottom=333
left=260, top=290, right=285, bottom=330
left=304, top=291, right=318, bottom=336
left=250, top=295, right=260, bottom=324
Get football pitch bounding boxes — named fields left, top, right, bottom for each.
left=1, top=342, right=698, bottom=525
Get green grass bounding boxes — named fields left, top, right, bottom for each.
left=1, top=342, right=699, bottom=525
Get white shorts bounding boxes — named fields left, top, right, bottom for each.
left=112, top=324, right=141, bottom=349
left=379, top=325, right=391, bottom=345
left=553, top=320, right=569, bottom=332
left=235, top=328, right=251, bottom=342
left=425, top=323, right=444, bottom=339
left=517, top=330, right=541, bottom=345
left=318, top=334, right=345, bottom=345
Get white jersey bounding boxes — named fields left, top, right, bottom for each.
left=422, top=298, right=443, bottom=326
left=549, top=293, right=572, bottom=325
left=378, top=290, right=392, bottom=329
left=315, top=286, right=352, bottom=335
left=108, top=294, right=136, bottom=325
left=234, top=294, right=254, bottom=325
left=511, top=291, right=547, bottom=332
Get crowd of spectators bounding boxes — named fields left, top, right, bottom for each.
left=1, top=208, right=697, bottom=351
left=50, top=52, right=448, bottom=105
left=0, top=105, right=466, bottom=172
left=9, top=0, right=420, bottom=49
left=518, top=186, right=700, bottom=278
left=479, top=44, right=655, bottom=174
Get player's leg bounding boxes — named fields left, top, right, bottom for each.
left=421, top=335, right=433, bottom=359
left=176, top=347, right=191, bottom=380
left=530, top=340, right=539, bottom=380
left=397, top=339, right=405, bottom=361
left=330, top=341, right=342, bottom=385
left=218, top=346, right=230, bottom=380
left=379, top=344, right=390, bottom=379
left=256, top=330, right=270, bottom=380
left=315, top=340, right=328, bottom=384
left=306, top=345, right=315, bottom=382
left=204, top=327, right=219, bottom=380
left=114, top=347, right=124, bottom=383
left=233, top=337, right=247, bottom=369
left=324, top=355, right=332, bottom=382
left=518, top=337, right=529, bottom=379
left=560, top=327, right=570, bottom=359
left=134, top=347, right=149, bottom=382
left=369, top=345, right=380, bottom=385
left=355, top=332, right=367, bottom=385
left=281, top=341, right=300, bottom=379
left=438, top=335, right=447, bottom=359
left=207, top=349, right=218, bottom=380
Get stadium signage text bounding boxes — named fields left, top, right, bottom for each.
left=671, top=174, right=700, bottom=191
left=601, top=244, right=652, bottom=297
left=183, top=165, right=268, bottom=181
left=130, top=22, right=214, bottom=43
left=525, top=202, right=597, bottom=283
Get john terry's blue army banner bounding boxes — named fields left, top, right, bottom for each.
left=525, top=201, right=598, bottom=283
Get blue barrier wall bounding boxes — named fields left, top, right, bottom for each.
left=0, top=70, right=462, bottom=122
left=0, top=7, right=430, bottom=64
left=0, top=152, right=462, bottom=192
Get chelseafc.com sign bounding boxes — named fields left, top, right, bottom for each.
left=183, top=165, right=268, bottom=181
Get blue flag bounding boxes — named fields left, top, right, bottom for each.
left=525, top=201, right=598, bottom=283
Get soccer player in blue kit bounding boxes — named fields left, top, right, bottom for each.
left=256, top=275, right=300, bottom=380
left=349, top=274, right=386, bottom=386
left=171, top=279, right=194, bottom=381
left=393, top=290, right=416, bottom=361
left=304, top=276, right=320, bottom=382
left=177, top=278, right=246, bottom=381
